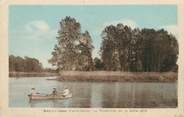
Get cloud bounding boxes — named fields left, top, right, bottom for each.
left=10, top=20, right=58, bottom=68
left=100, top=19, right=177, bottom=38
left=25, top=20, right=50, bottom=32
left=104, top=19, right=139, bottom=29
left=160, top=25, right=178, bottom=38
left=11, top=20, right=57, bottom=41
left=92, top=49, right=100, bottom=58
left=98, top=19, right=139, bottom=33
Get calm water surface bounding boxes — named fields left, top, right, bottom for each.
left=9, top=77, right=177, bottom=108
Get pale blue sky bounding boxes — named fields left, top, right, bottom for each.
left=9, top=5, right=177, bottom=68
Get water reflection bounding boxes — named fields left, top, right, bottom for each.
left=9, top=77, right=177, bottom=108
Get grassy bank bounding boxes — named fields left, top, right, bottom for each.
left=9, top=72, right=59, bottom=77
left=58, top=71, right=177, bottom=82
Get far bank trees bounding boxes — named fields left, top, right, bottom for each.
left=9, top=55, right=43, bottom=72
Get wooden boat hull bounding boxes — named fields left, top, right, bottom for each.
left=46, top=78, right=58, bottom=80
left=28, top=94, right=72, bottom=100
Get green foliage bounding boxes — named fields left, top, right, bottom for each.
left=100, top=24, right=178, bottom=72
left=49, top=16, right=94, bottom=71
left=49, top=16, right=178, bottom=72
left=9, top=55, right=43, bottom=72
left=93, top=57, right=104, bottom=70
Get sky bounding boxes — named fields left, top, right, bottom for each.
left=9, top=5, right=177, bottom=68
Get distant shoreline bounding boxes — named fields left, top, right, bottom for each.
left=9, top=72, right=59, bottom=77
left=9, top=71, right=177, bottom=82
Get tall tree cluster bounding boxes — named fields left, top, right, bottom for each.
left=49, top=16, right=178, bottom=72
left=9, top=55, right=43, bottom=72
left=49, top=16, right=94, bottom=71
left=100, top=24, right=178, bottom=72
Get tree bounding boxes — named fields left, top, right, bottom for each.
left=9, top=55, right=43, bottom=72
left=9, top=55, right=15, bottom=71
left=128, top=28, right=143, bottom=72
left=76, top=31, right=94, bottom=71
left=100, top=25, right=116, bottom=70
left=100, top=24, right=178, bottom=72
left=100, top=24, right=132, bottom=71
left=141, top=29, right=178, bottom=72
left=49, top=16, right=94, bottom=71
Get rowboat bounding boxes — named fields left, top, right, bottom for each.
left=46, top=78, right=58, bottom=80
left=28, top=93, right=72, bottom=100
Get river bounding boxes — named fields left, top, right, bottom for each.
left=9, top=77, right=177, bottom=108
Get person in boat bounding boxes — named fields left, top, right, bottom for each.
left=52, top=88, right=57, bottom=96
left=62, top=87, right=70, bottom=97
left=30, top=88, right=40, bottom=96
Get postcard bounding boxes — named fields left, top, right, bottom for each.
left=0, top=0, right=184, bottom=117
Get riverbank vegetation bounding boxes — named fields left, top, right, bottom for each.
left=49, top=16, right=94, bottom=71
left=100, top=25, right=178, bottom=72
left=9, top=55, right=43, bottom=72
left=9, top=55, right=57, bottom=77
left=49, top=16, right=178, bottom=73
left=9, top=16, right=178, bottom=81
